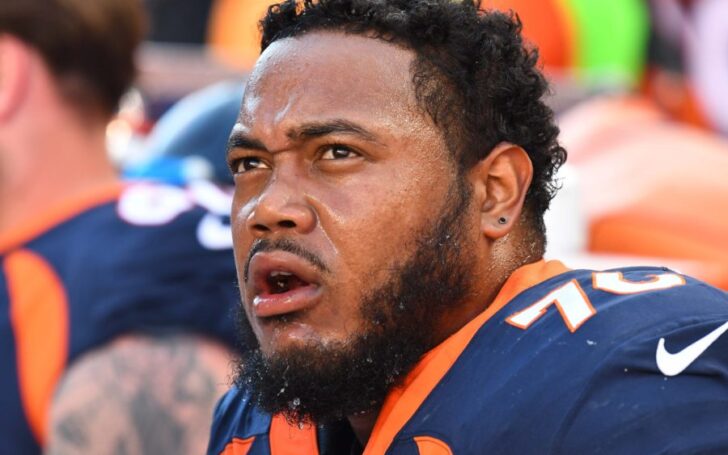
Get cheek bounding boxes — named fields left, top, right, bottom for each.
left=230, top=181, right=262, bottom=243
left=230, top=194, right=259, bottom=284
left=316, top=166, right=451, bottom=278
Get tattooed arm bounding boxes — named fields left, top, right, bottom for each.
left=44, top=334, right=233, bottom=455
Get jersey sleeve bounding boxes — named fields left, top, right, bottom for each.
left=553, top=317, right=728, bottom=454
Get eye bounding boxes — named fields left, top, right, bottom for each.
left=231, top=156, right=270, bottom=174
left=320, top=145, right=360, bottom=160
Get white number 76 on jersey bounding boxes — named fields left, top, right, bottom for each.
left=506, top=272, right=686, bottom=332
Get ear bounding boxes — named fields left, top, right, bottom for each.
left=0, top=34, right=31, bottom=123
left=467, top=142, right=533, bottom=240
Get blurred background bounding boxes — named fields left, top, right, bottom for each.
left=115, top=0, right=728, bottom=289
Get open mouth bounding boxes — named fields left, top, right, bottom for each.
left=265, top=270, right=311, bottom=295
left=247, top=251, right=324, bottom=318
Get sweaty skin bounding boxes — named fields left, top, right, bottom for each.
left=228, top=31, right=533, bottom=442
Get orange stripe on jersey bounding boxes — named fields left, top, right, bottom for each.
left=269, top=414, right=319, bottom=455
left=220, top=436, right=255, bottom=455
left=363, top=260, right=569, bottom=454
left=5, top=249, right=69, bottom=445
left=414, top=436, right=453, bottom=455
left=0, top=182, right=123, bottom=253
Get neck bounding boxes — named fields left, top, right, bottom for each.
left=347, top=409, right=380, bottom=447
left=341, top=237, right=535, bottom=448
left=0, top=115, right=118, bottom=233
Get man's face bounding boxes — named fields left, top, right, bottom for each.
left=228, top=31, right=482, bottom=420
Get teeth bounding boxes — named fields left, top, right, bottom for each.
left=270, top=271, right=293, bottom=278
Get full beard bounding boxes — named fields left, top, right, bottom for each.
left=234, top=177, right=476, bottom=425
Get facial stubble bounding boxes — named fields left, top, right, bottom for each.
left=234, top=177, right=476, bottom=425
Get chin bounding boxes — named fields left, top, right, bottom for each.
left=256, top=318, right=346, bottom=356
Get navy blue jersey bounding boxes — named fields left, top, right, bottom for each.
left=208, top=260, right=728, bottom=455
left=0, top=181, right=239, bottom=455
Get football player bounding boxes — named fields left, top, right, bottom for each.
left=0, top=1, right=239, bottom=454
left=209, top=1, right=728, bottom=454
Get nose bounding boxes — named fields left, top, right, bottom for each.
left=245, top=176, right=316, bottom=236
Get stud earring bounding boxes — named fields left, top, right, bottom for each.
left=497, top=216, right=508, bottom=225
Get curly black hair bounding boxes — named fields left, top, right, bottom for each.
left=259, top=0, right=566, bottom=246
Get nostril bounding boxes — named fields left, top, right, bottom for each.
left=252, top=223, right=271, bottom=232
left=278, top=220, right=296, bottom=229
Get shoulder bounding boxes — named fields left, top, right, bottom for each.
left=31, top=181, right=235, bottom=275
left=112, top=180, right=234, bottom=254
left=501, top=266, right=728, bottom=399
left=50, top=181, right=240, bottom=360
left=480, top=266, right=728, bottom=386
left=396, top=266, right=728, bottom=454
left=521, top=267, right=728, bottom=454
left=103, top=181, right=236, bottom=284
left=46, top=334, right=232, bottom=455
left=498, top=266, right=728, bottom=354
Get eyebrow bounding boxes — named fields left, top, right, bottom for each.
left=226, top=133, right=267, bottom=155
left=226, top=119, right=380, bottom=156
left=288, top=120, right=378, bottom=143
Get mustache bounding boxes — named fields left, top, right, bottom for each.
left=243, top=238, right=330, bottom=282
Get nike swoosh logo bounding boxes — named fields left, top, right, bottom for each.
left=656, top=320, right=728, bottom=376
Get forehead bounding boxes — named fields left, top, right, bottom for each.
left=240, top=31, right=423, bottom=133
